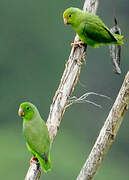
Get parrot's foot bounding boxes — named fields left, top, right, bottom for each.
left=30, top=156, right=38, bottom=164
left=30, top=156, right=41, bottom=170
left=71, top=41, right=85, bottom=48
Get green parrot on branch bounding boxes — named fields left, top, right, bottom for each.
left=18, top=102, right=51, bottom=172
left=63, top=7, right=124, bottom=48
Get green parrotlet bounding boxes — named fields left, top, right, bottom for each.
left=63, top=7, right=124, bottom=48
left=18, top=102, right=51, bottom=172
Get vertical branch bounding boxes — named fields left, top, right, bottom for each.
left=77, top=71, right=129, bottom=180
left=46, top=0, right=99, bottom=144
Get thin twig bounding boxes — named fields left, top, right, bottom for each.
left=24, top=0, right=99, bottom=179
left=66, top=92, right=110, bottom=108
left=76, top=71, right=129, bottom=180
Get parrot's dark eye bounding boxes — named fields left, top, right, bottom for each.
left=26, top=106, right=30, bottom=110
left=69, top=14, right=72, bottom=17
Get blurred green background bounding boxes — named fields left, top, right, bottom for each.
left=0, top=0, right=129, bottom=179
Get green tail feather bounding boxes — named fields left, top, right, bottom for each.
left=37, top=153, right=51, bottom=173
left=114, top=34, right=124, bottom=45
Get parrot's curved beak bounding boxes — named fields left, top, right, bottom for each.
left=18, top=108, right=24, bottom=117
left=64, top=18, right=68, bottom=25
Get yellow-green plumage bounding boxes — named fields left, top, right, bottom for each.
left=18, top=102, right=51, bottom=172
left=63, top=7, right=124, bottom=48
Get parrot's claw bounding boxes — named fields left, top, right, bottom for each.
left=71, top=41, right=84, bottom=48
left=30, top=156, right=38, bottom=164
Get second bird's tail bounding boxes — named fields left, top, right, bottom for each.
left=37, top=153, right=51, bottom=173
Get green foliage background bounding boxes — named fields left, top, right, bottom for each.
left=0, top=0, right=129, bottom=179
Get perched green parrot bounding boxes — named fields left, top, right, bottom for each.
left=63, top=7, right=124, bottom=48
left=18, top=102, right=51, bottom=172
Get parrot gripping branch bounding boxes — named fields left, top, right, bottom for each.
left=24, top=0, right=99, bottom=179
left=46, top=0, right=99, bottom=144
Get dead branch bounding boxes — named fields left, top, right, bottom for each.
left=77, top=71, right=129, bottom=180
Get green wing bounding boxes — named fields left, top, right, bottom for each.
left=23, top=116, right=51, bottom=172
left=26, top=142, right=51, bottom=172
left=78, top=13, right=119, bottom=47
left=82, top=22, right=118, bottom=47
left=87, top=23, right=116, bottom=40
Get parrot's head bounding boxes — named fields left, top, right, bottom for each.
left=63, top=7, right=82, bottom=26
left=18, top=102, right=36, bottom=121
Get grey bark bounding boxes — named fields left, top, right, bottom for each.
left=77, top=71, right=129, bottom=180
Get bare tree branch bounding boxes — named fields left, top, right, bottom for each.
left=46, top=0, right=99, bottom=144
left=77, top=71, right=129, bottom=180
left=24, top=0, right=99, bottom=179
